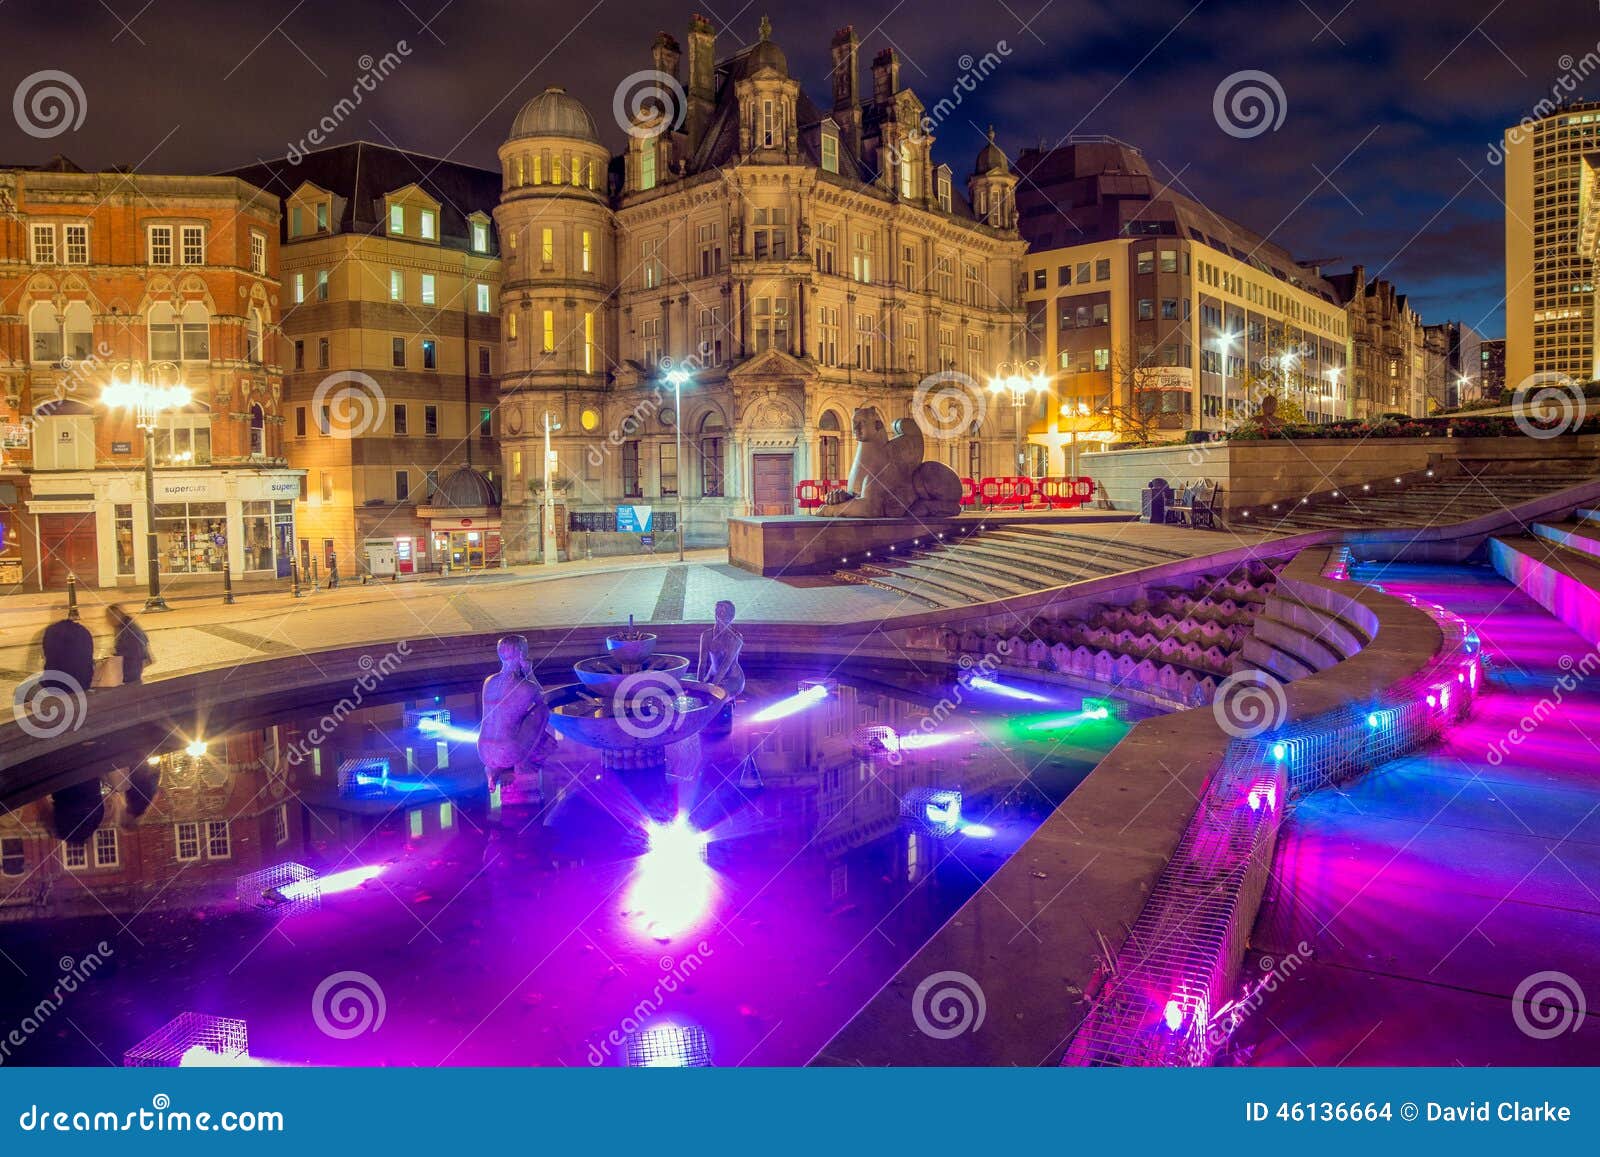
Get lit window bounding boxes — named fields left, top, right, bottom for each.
left=541, top=228, right=554, bottom=265
left=419, top=209, right=436, bottom=240
left=421, top=274, right=435, bottom=305
left=581, top=230, right=592, bottom=273
left=542, top=310, right=555, bottom=353
left=476, top=283, right=490, bottom=313
left=316, top=270, right=329, bottom=301
left=821, top=131, right=839, bottom=174
left=389, top=203, right=405, bottom=234
left=472, top=221, right=489, bottom=252
left=293, top=272, right=305, bottom=303
left=584, top=311, right=595, bottom=373
left=389, top=269, right=403, bottom=302
left=640, top=143, right=657, bottom=191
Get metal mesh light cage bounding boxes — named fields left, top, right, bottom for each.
left=123, top=1013, right=249, bottom=1067
left=235, top=861, right=320, bottom=917
left=624, top=1025, right=712, bottom=1067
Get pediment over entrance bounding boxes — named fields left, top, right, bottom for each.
left=727, top=347, right=815, bottom=383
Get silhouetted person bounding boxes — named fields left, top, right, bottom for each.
left=108, top=604, right=151, bottom=684
left=40, top=615, right=94, bottom=691
left=49, top=779, right=105, bottom=845
left=327, top=554, right=339, bottom=588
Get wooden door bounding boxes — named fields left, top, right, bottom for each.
left=37, top=514, right=98, bottom=589
left=751, top=454, right=794, bottom=516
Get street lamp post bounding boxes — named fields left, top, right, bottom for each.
left=102, top=364, right=188, bottom=613
left=988, top=359, right=1047, bottom=479
left=665, top=367, right=692, bottom=562
left=541, top=411, right=560, bottom=566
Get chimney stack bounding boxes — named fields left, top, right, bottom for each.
left=870, top=47, right=899, bottom=103
left=830, top=26, right=861, bottom=156
left=652, top=31, right=682, bottom=83
left=686, top=14, right=716, bottom=152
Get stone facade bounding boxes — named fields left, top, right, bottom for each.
left=1327, top=264, right=1428, bottom=419
left=493, top=17, right=1026, bottom=558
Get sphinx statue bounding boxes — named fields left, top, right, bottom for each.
left=477, top=635, right=557, bottom=794
left=817, top=407, right=964, bottom=518
left=696, top=599, right=745, bottom=730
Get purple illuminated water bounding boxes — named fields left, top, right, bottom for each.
left=0, top=668, right=1132, bottom=1067
left=1237, top=562, right=1600, bottom=1065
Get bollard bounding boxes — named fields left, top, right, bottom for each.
left=291, top=559, right=304, bottom=598
left=310, top=556, right=319, bottom=592
left=66, top=573, right=81, bottom=621
left=222, top=551, right=236, bottom=605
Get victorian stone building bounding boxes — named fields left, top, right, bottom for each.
left=493, top=16, right=1026, bottom=557
left=1327, top=264, right=1428, bottom=419
left=0, top=159, right=297, bottom=592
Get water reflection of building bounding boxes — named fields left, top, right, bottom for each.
left=0, top=731, right=301, bottom=922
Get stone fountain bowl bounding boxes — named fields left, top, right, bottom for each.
left=604, top=631, right=657, bottom=667
left=572, top=653, right=690, bottom=698
left=544, top=678, right=728, bottom=753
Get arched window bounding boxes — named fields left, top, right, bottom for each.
left=698, top=411, right=726, bottom=498
left=818, top=410, right=843, bottom=481
left=247, top=308, right=263, bottom=364
left=147, top=302, right=179, bottom=361
left=29, top=301, right=61, bottom=363
left=63, top=301, right=93, bottom=361
left=250, top=403, right=265, bottom=456
left=181, top=301, right=210, bottom=361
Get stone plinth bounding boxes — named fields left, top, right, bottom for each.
left=727, top=511, right=1137, bottom=576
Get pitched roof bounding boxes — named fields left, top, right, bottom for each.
left=223, top=141, right=501, bottom=253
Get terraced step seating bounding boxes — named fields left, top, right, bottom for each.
left=834, top=524, right=1195, bottom=608
left=938, top=557, right=1291, bottom=708
left=1242, top=465, right=1600, bottom=532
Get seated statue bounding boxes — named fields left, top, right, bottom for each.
left=817, top=407, right=964, bottom=519
left=697, top=599, right=745, bottom=728
left=477, top=635, right=557, bottom=793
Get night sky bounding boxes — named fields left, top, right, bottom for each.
left=3, top=0, right=1591, bottom=336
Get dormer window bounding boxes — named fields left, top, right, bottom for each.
left=419, top=210, right=436, bottom=241
left=821, top=130, right=839, bottom=174
left=899, top=154, right=915, bottom=198
left=639, top=142, right=657, bottom=192
left=937, top=172, right=952, bottom=212
left=389, top=203, right=405, bottom=234
left=472, top=221, right=489, bottom=253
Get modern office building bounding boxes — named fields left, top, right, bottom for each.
left=1479, top=337, right=1506, bottom=398
left=1014, top=139, right=1349, bottom=449
left=1423, top=319, right=1485, bottom=409
left=1503, top=99, right=1600, bottom=390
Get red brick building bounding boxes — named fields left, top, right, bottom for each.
left=0, top=158, right=302, bottom=592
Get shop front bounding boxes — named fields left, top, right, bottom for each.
left=25, top=467, right=305, bottom=590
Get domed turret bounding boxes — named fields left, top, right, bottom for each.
left=508, top=86, right=601, bottom=144
left=974, top=126, right=1009, bottom=176
left=746, top=15, right=787, bottom=75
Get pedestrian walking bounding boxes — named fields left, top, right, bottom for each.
left=108, top=604, right=152, bottom=685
